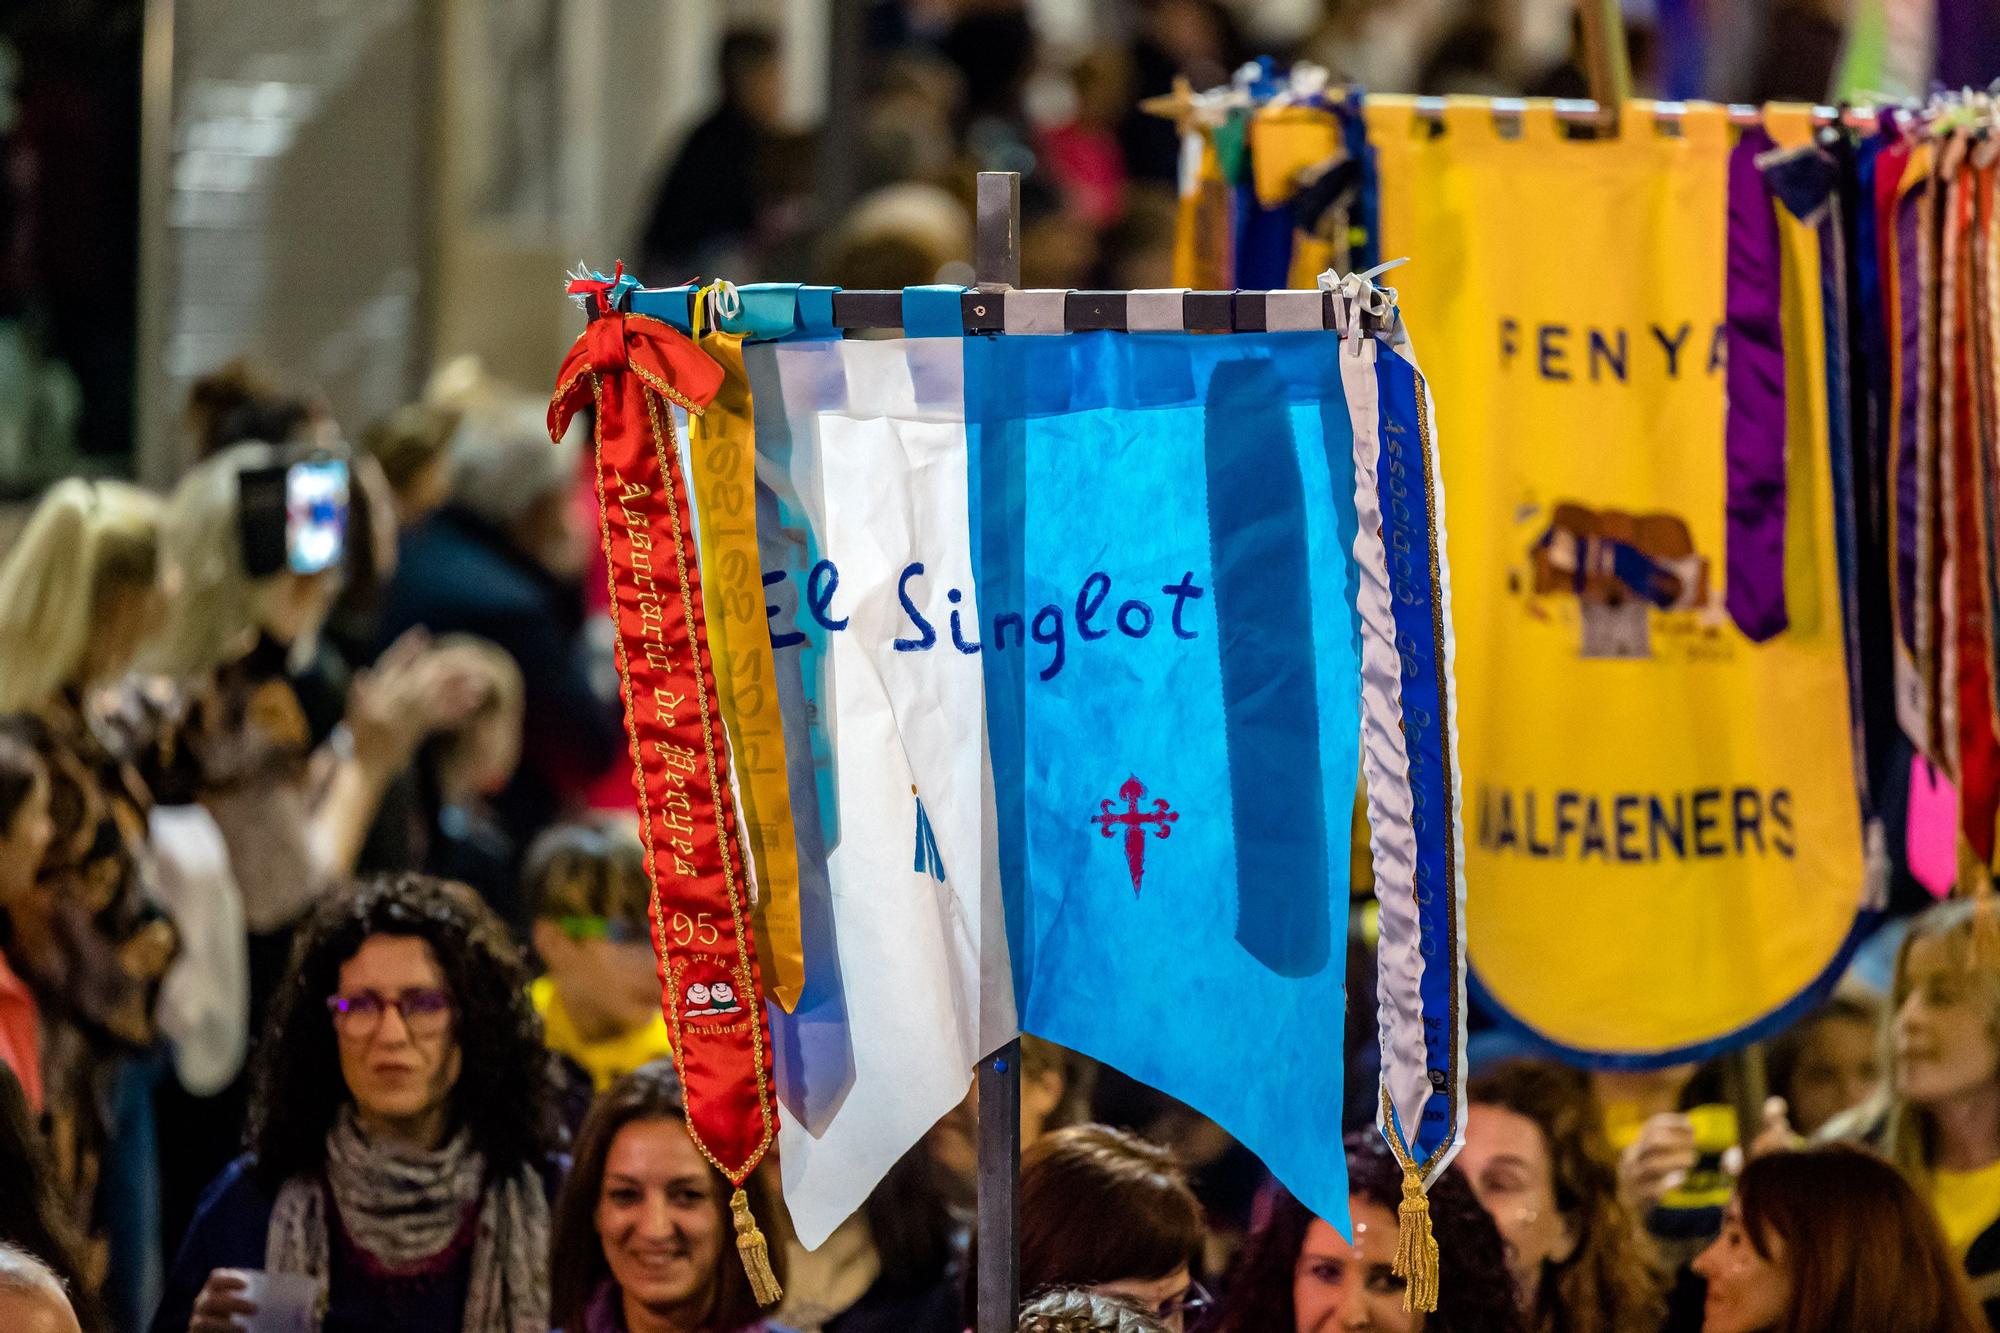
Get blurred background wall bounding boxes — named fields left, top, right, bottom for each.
left=2, top=0, right=1971, bottom=504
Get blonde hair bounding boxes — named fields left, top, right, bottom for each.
left=361, top=402, right=460, bottom=495
left=0, top=479, right=162, bottom=712
left=1884, top=899, right=2000, bottom=1189
left=147, top=441, right=282, bottom=680
left=429, top=633, right=523, bottom=784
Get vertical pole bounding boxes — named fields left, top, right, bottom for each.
left=133, top=0, right=177, bottom=486
left=817, top=0, right=868, bottom=229
left=1576, top=0, right=1632, bottom=132
left=977, top=1041, right=1023, bottom=1332
left=1723, top=1044, right=1771, bottom=1157
left=974, top=167, right=1021, bottom=1333
left=975, top=171, right=1022, bottom=292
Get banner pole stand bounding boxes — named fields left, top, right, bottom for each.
left=1576, top=0, right=1632, bottom=132
left=974, top=169, right=1024, bottom=1333
left=1722, top=1043, right=1770, bottom=1156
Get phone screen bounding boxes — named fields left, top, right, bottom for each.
left=284, top=458, right=349, bottom=575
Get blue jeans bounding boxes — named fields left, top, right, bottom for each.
left=97, top=1050, right=162, bottom=1332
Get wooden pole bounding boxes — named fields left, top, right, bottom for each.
left=1576, top=0, right=1632, bottom=131
left=1723, top=1044, right=1771, bottom=1157
left=134, top=0, right=177, bottom=485
left=974, top=169, right=1023, bottom=1333
left=975, top=171, right=1022, bottom=292
left=816, top=0, right=868, bottom=223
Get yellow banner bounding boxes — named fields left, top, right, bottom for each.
left=1172, top=129, right=1233, bottom=289
left=689, top=323, right=805, bottom=1011
left=1369, top=98, right=1864, bottom=1058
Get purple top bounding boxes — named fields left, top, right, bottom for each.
left=575, top=1279, right=799, bottom=1333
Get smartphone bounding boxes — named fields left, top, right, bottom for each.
left=238, top=457, right=349, bottom=577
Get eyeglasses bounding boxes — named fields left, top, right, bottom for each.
left=1153, top=1280, right=1214, bottom=1327
left=325, top=987, right=455, bottom=1036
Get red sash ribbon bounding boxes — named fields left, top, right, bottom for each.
left=548, top=300, right=782, bottom=1301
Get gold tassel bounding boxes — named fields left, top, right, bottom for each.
left=1392, top=1163, right=1440, bottom=1314
left=731, top=1187, right=783, bottom=1307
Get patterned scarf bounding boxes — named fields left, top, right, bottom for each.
left=266, top=1107, right=549, bottom=1333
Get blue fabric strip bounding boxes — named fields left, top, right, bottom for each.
left=1234, top=180, right=1295, bottom=289
left=1768, top=145, right=1873, bottom=819
left=967, top=334, right=1034, bottom=997
left=903, top=285, right=967, bottom=338
left=723, top=284, right=804, bottom=340
left=628, top=284, right=697, bottom=332
left=631, top=281, right=842, bottom=342
left=796, top=286, right=839, bottom=338
left=1203, top=357, right=1330, bottom=976
left=1338, top=100, right=1380, bottom=273
left=1849, top=132, right=1898, bottom=806
left=1374, top=349, right=1460, bottom=1164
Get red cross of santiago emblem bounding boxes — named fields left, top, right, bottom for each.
left=1092, top=776, right=1178, bottom=895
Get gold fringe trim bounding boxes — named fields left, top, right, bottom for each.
left=731, top=1187, right=783, bottom=1307
left=1392, top=1163, right=1440, bottom=1314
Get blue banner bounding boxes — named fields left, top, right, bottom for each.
left=966, top=330, right=1361, bottom=1232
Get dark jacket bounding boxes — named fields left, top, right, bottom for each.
left=570, top=1277, right=798, bottom=1333
left=152, top=1154, right=566, bottom=1333
left=822, top=1275, right=962, bottom=1333
left=375, top=506, right=624, bottom=851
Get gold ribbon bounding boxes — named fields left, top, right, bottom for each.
left=685, top=286, right=806, bottom=1010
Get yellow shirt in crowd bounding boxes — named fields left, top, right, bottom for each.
left=1933, top=1159, right=2000, bottom=1253
left=530, top=975, right=673, bottom=1091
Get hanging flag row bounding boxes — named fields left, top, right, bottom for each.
left=1153, top=64, right=2000, bottom=1067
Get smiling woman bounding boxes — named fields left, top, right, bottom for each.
left=1216, top=1135, right=1522, bottom=1333
left=549, top=1060, right=792, bottom=1333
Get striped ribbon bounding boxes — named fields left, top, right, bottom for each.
left=1337, top=276, right=1468, bottom=1314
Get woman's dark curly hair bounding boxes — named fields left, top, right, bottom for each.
left=1468, top=1060, right=1664, bottom=1333
left=246, top=873, right=556, bottom=1186
left=1217, top=1133, right=1524, bottom=1333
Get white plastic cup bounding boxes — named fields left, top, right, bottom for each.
left=231, top=1271, right=321, bottom=1333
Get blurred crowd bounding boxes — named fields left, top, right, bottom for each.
left=0, top=256, right=1998, bottom=1333
left=0, top=2, right=1996, bottom=1333
left=636, top=0, right=1862, bottom=301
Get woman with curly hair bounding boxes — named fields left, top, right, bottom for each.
left=151, top=874, right=559, bottom=1333
left=1458, top=1060, right=1664, bottom=1331
left=549, top=1060, right=790, bottom=1333
left=1217, top=1134, right=1523, bottom=1333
